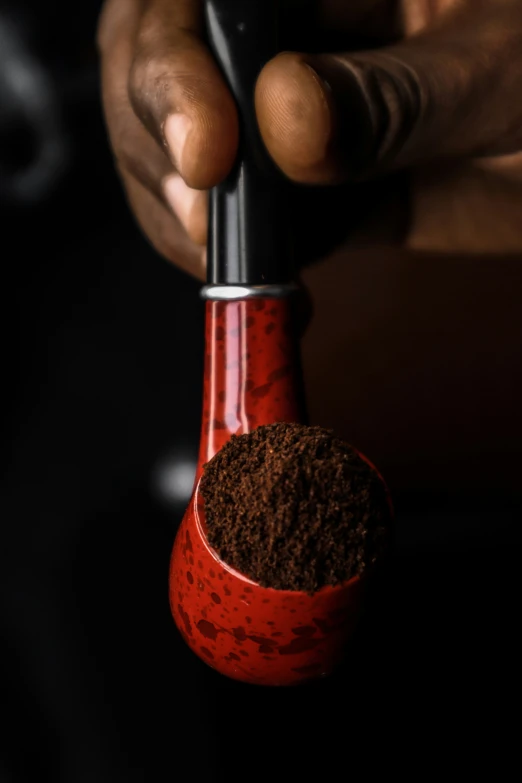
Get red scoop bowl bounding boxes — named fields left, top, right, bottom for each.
left=168, top=294, right=388, bottom=686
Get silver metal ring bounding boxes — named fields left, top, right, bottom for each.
left=200, top=283, right=298, bottom=301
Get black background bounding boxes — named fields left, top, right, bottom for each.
left=0, top=2, right=517, bottom=780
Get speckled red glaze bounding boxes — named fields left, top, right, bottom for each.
left=195, top=297, right=305, bottom=480
left=169, top=297, right=366, bottom=686
left=170, top=488, right=364, bottom=685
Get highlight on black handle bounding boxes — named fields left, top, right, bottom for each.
left=204, top=0, right=293, bottom=287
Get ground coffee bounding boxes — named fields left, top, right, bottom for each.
left=200, top=422, right=392, bottom=593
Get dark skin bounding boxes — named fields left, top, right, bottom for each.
left=98, top=0, right=522, bottom=491
left=98, top=0, right=522, bottom=271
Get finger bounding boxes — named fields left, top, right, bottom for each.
left=164, top=174, right=208, bottom=247
left=255, top=2, right=522, bottom=184
left=123, top=171, right=206, bottom=281
left=129, top=0, right=239, bottom=189
left=99, top=0, right=207, bottom=248
left=99, top=0, right=172, bottom=200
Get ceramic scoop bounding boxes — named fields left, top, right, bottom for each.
left=169, top=0, right=374, bottom=686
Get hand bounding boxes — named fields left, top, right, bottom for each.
left=98, top=0, right=522, bottom=280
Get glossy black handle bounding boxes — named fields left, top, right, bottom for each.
left=204, top=0, right=292, bottom=286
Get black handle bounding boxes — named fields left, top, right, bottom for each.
left=204, top=0, right=292, bottom=286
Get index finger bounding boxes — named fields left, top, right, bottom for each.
left=129, top=0, right=239, bottom=189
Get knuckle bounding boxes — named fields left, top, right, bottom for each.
left=329, top=54, right=424, bottom=177
left=129, top=50, right=176, bottom=119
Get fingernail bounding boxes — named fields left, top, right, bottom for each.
left=164, top=114, right=192, bottom=173
left=163, top=173, right=200, bottom=230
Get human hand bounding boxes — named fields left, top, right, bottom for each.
left=98, top=0, right=522, bottom=280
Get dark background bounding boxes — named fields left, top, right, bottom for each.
left=0, top=2, right=518, bottom=780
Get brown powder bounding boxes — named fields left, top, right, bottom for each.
left=200, top=423, right=392, bottom=594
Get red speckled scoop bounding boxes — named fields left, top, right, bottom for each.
left=168, top=297, right=366, bottom=686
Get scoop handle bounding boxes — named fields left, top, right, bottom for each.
left=204, top=0, right=292, bottom=286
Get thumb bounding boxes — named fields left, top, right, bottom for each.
left=255, top=5, right=522, bottom=184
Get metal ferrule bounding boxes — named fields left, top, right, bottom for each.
left=200, top=283, right=298, bottom=301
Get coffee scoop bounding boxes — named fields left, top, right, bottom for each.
left=168, top=0, right=391, bottom=686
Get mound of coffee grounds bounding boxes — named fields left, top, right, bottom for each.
left=200, top=422, right=392, bottom=593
